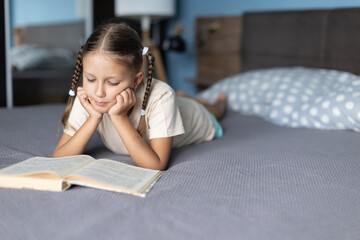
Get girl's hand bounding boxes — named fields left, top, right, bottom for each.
left=77, top=87, right=103, bottom=120
left=109, top=88, right=137, bottom=118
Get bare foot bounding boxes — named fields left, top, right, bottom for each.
left=212, top=93, right=227, bottom=120
left=216, top=93, right=227, bottom=104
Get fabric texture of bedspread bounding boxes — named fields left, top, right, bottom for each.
left=0, top=104, right=359, bottom=240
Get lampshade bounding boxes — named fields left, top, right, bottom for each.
left=115, top=0, right=176, bottom=19
left=114, top=0, right=175, bottom=83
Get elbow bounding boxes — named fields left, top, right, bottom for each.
left=52, top=150, right=58, bottom=158
left=153, top=156, right=169, bottom=171
left=52, top=151, right=61, bottom=158
left=154, top=164, right=167, bottom=171
left=52, top=147, right=65, bottom=158
left=52, top=149, right=69, bottom=158
left=142, top=162, right=167, bottom=171
left=137, top=158, right=168, bottom=171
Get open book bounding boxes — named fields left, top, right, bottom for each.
left=0, top=155, right=162, bottom=197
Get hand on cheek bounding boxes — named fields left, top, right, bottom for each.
left=77, top=87, right=103, bottom=119
left=109, top=88, right=137, bottom=117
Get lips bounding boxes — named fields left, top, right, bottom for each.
left=94, top=101, right=108, bottom=106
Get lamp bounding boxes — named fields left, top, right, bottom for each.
left=115, top=0, right=176, bottom=83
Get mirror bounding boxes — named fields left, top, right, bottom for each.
left=9, top=0, right=91, bottom=106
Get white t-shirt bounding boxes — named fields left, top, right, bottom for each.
left=64, top=79, right=215, bottom=154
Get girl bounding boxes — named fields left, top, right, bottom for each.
left=53, top=21, right=227, bottom=170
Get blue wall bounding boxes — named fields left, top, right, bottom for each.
left=11, top=0, right=82, bottom=27
left=165, top=0, right=360, bottom=96
left=10, top=0, right=360, bottom=95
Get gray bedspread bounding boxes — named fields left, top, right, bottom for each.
left=1, top=104, right=359, bottom=240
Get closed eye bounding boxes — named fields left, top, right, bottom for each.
left=108, top=81, right=120, bottom=86
left=86, top=78, right=96, bottom=82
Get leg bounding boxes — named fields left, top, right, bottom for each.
left=202, top=93, right=227, bottom=120
left=176, top=91, right=227, bottom=120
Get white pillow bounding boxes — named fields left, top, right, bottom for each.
left=197, top=67, right=360, bottom=132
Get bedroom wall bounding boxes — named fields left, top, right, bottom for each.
left=165, top=0, right=360, bottom=96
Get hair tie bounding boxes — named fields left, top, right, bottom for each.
left=142, top=47, right=149, bottom=56
left=140, top=109, right=146, bottom=116
left=68, top=89, right=76, bottom=96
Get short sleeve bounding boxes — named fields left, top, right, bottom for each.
left=63, top=97, right=89, bottom=136
left=147, top=90, right=185, bottom=139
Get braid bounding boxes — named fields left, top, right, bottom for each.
left=136, top=52, right=155, bottom=137
left=61, top=46, right=84, bottom=128
left=70, top=45, right=84, bottom=91
left=141, top=52, right=154, bottom=110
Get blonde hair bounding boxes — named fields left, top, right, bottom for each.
left=62, top=21, right=155, bottom=137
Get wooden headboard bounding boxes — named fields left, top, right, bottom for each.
left=241, top=8, right=360, bottom=75
left=14, top=21, right=84, bottom=52
left=194, top=16, right=243, bottom=91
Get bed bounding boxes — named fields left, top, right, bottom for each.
left=1, top=8, right=360, bottom=240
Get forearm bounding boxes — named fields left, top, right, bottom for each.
left=110, top=116, right=166, bottom=170
left=53, top=117, right=101, bottom=157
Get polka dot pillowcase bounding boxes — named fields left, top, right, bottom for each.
left=197, top=67, right=360, bottom=132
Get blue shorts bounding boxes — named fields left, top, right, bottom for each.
left=208, top=112, right=223, bottom=139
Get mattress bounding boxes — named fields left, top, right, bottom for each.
left=1, top=104, right=359, bottom=240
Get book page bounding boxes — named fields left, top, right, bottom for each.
left=0, top=155, right=95, bottom=178
left=68, top=159, right=161, bottom=192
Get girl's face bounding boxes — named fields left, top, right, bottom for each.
left=82, top=52, right=143, bottom=113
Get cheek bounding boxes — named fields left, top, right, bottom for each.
left=82, top=82, right=92, bottom=95
left=113, top=84, right=130, bottom=95
left=107, top=88, right=123, bottom=100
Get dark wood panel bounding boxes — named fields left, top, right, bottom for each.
left=197, top=16, right=242, bottom=54
left=242, top=8, right=360, bottom=74
left=193, top=16, right=243, bottom=91
left=198, top=54, right=241, bottom=80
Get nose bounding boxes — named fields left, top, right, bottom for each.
left=95, top=82, right=106, bottom=98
